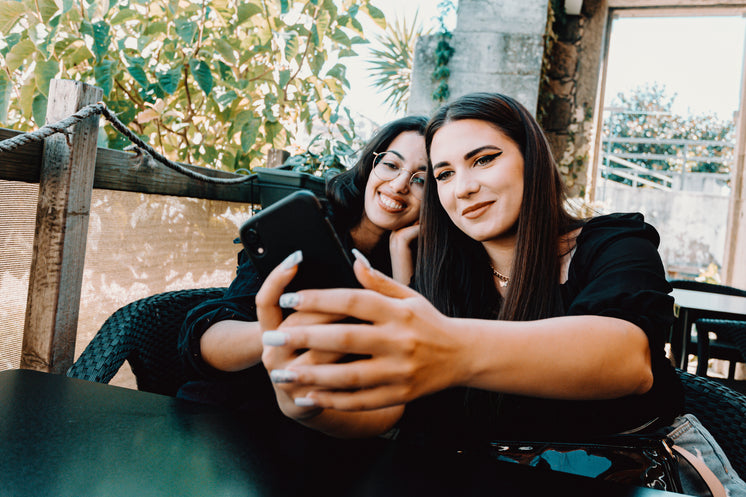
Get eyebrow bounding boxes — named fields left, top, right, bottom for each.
left=432, top=145, right=502, bottom=170
left=384, top=150, right=405, bottom=160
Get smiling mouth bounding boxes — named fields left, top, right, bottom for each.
left=378, top=192, right=405, bottom=212
left=461, top=201, right=494, bottom=219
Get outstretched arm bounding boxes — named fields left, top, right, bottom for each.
left=265, top=254, right=653, bottom=414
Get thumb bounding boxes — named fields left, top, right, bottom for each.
left=352, top=249, right=419, bottom=299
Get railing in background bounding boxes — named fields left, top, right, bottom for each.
left=600, top=136, right=734, bottom=195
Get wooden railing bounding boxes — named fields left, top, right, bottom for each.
left=600, top=136, right=734, bottom=193
left=0, top=80, right=294, bottom=375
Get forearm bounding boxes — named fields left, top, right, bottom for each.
left=296, top=405, right=404, bottom=439
left=454, top=315, right=653, bottom=399
left=200, top=320, right=263, bottom=372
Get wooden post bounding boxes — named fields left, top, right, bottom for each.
left=21, top=80, right=102, bottom=374
left=267, top=148, right=290, bottom=168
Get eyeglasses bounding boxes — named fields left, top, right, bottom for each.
left=372, top=151, right=427, bottom=198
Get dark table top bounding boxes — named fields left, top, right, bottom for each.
left=0, top=369, right=685, bottom=497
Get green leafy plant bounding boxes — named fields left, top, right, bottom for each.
left=0, top=0, right=386, bottom=172
left=431, top=0, right=455, bottom=103
left=366, top=11, right=428, bottom=113
left=283, top=131, right=357, bottom=178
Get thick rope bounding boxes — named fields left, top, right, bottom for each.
left=0, top=102, right=254, bottom=185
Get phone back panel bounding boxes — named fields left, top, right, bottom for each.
left=239, top=190, right=360, bottom=292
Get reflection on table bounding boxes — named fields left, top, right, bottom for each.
left=670, top=288, right=746, bottom=369
left=0, top=369, right=685, bottom=497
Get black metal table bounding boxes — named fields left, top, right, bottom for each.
left=670, top=288, right=746, bottom=369
left=0, top=369, right=685, bottom=497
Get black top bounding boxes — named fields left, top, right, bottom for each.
left=177, top=204, right=392, bottom=387
left=399, top=213, right=684, bottom=445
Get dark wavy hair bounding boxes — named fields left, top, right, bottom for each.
left=415, top=92, right=582, bottom=321
left=325, top=115, right=429, bottom=233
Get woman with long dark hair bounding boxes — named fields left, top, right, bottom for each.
left=177, top=115, right=428, bottom=403
left=257, top=93, right=745, bottom=495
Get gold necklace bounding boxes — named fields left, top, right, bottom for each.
left=489, top=265, right=510, bottom=287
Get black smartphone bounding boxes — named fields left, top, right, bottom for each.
left=239, top=190, right=361, bottom=292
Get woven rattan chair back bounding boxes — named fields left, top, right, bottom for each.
left=677, top=369, right=746, bottom=476
left=67, top=287, right=226, bottom=396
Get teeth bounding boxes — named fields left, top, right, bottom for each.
left=379, top=193, right=404, bottom=210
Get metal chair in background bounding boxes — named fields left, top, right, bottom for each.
left=669, top=279, right=746, bottom=377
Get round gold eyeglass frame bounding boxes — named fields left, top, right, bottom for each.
left=371, top=151, right=427, bottom=198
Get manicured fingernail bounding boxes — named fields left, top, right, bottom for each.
left=262, top=331, right=288, bottom=346
left=270, top=369, right=298, bottom=383
left=351, top=248, right=371, bottom=270
left=280, top=250, right=303, bottom=269
left=279, top=292, right=301, bottom=308
left=295, top=396, right=317, bottom=407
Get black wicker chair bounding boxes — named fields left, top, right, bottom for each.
left=67, top=287, right=226, bottom=396
left=677, top=369, right=746, bottom=477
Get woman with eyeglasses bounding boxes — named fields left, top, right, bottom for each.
left=177, top=116, right=428, bottom=410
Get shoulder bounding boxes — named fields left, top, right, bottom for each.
left=568, top=212, right=667, bottom=285
left=576, top=212, right=660, bottom=251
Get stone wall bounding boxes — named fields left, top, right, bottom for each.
left=539, top=0, right=608, bottom=199
left=408, top=0, right=549, bottom=117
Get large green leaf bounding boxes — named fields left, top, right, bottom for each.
left=37, top=0, right=59, bottom=23
left=278, top=69, right=290, bottom=89
left=92, top=21, right=111, bottom=61
left=363, top=4, right=386, bottom=29
left=175, top=18, right=197, bottom=44
left=240, top=118, right=260, bottom=153
left=284, top=33, right=299, bottom=62
left=0, top=1, right=26, bottom=32
left=215, top=39, right=236, bottom=64
left=34, top=57, right=58, bottom=96
left=0, top=32, right=21, bottom=57
left=236, top=2, right=262, bottom=24
left=6, top=39, right=36, bottom=72
left=94, top=59, right=114, bottom=95
left=110, top=8, right=138, bottom=25
left=66, top=43, right=94, bottom=66
left=189, top=59, right=213, bottom=96
left=157, top=66, right=182, bottom=95
left=127, top=64, right=150, bottom=89
left=326, top=63, right=349, bottom=88
left=31, top=92, right=48, bottom=127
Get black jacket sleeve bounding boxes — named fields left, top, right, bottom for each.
left=179, top=249, right=262, bottom=379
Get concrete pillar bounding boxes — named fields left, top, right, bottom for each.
left=408, top=0, right=550, bottom=117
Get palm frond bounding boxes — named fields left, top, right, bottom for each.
left=365, top=11, right=430, bottom=113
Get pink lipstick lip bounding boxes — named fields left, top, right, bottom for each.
left=461, top=201, right=494, bottom=218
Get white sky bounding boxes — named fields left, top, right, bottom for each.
left=604, top=15, right=745, bottom=121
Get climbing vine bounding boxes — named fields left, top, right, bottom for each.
left=431, top=0, right=455, bottom=103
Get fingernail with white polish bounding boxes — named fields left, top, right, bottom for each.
left=262, top=331, right=288, bottom=346
left=295, top=396, right=317, bottom=408
left=270, top=369, right=298, bottom=383
left=280, top=250, right=303, bottom=269
left=279, top=292, right=301, bottom=308
left=351, top=248, right=371, bottom=270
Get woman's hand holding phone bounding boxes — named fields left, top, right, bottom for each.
left=259, top=249, right=465, bottom=414
left=256, top=251, right=346, bottom=421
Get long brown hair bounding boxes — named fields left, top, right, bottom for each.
left=415, top=92, right=582, bottom=321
